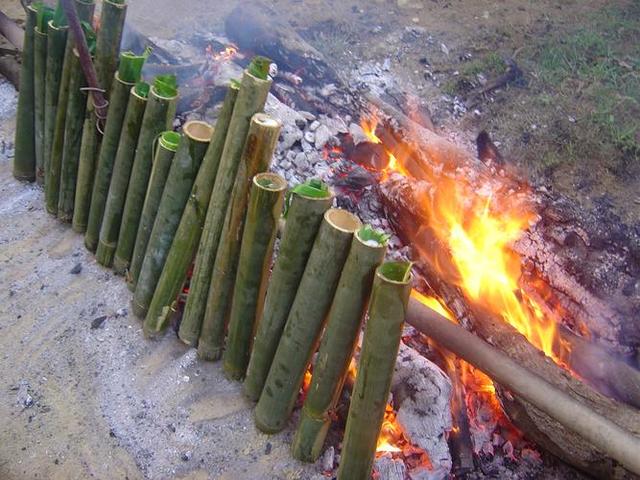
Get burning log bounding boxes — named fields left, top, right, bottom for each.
left=254, top=208, right=361, bottom=433
left=197, top=113, right=281, bottom=359
left=112, top=78, right=179, bottom=273
left=127, top=130, right=181, bottom=290
left=57, top=48, right=88, bottom=222
left=43, top=19, right=68, bottom=186
left=179, top=63, right=272, bottom=349
left=46, top=0, right=95, bottom=215
left=337, top=262, right=412, bottom=480
left=13, top=4, right=37, bottom=182
left=74, top=53, right=144, bottom=233
left=406, top=296, right=640, bottom=478
left=292, top=226, right=388, bottom=462
left=33, top=16, right=49, bottom=185
left=95, top=83, right=148, bottom=266
left=133, top=120, right=212, bottom=321
left=222, top=172, right=287, bottom=380
left=243, top=181, right=333, bottom=401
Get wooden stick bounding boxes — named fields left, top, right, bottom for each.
left=405, top=295, right=640, bottom=476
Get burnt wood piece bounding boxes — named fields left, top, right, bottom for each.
left=406, top=296, right=640, bottom=479
left=225, top=2, right=341, bottom=87
left=0, top=9, right=23, bottom=51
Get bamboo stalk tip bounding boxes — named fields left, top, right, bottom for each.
left=324, top=208, right=361, bottom=233
left=183, top=120, right=213, bottom=143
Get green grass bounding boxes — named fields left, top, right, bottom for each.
left=443, top=52, right=508, bottom=96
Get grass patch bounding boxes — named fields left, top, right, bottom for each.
left=443, top=52, right=508, bottom=96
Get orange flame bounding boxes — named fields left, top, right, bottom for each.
left=376, top=404, right=403, bottom=454
left=360, top=115, right=575, bottom=366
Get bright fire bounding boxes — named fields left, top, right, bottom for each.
left=206, top=44, right=239, bottom=62
left=360, top=115, right=574, bottom=365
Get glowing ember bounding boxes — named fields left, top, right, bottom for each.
left=360, top=115, right=576, bottom=366
left=376, top=404, right=403, bottom=454
left=205, top=44, right=239, bottom=63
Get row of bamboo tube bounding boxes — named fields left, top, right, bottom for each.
left=11, top=2, right=413, bottom=478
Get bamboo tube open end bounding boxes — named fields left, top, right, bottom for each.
left=150, top=85, right=179, bottom=101
left=251, top=112, right=281, bottom=129
left=183, top=120, right=213, bottom=143
left=115, top=71, right=137, bottom=87
left=47, top=20, right=68, bottom=32
left=253, top=172, right=287, bottom=192
left=376, top=261, right=413, bottom=285
left=324, top=208, right=361, bottom=234
left=159, top=131, right=181, bottom=152
left=104, top=0, right=127, bottom=10
left=34, top=27, right=47, bottom=37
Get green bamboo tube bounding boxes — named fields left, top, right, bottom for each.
left=57, top=49, right=87, bottom=222
left=133, top=121, right=212, bottom=322
left=159, top=82, right=238, bottom=336
left=177, top=71, right=271, bottom=349
left=33, top=26, right=48, bottom=185
left=13, top=5, right=37, bottom=181
left=126, top=131, right=181, bottom=290
left=43, top=20, right=68, bottom=186
left=254, top=209, right=361, bottom=433
left=243, top=187, right=333, bottom=401
left=337, top=261, right=412, bottom=480
left=112, top=83, right=179, bottom=271
left=195, top=113, right=281, bottom=359
left=95, top=0, right=127, bottom=95
left=292, top=228, right=388, bottom=462
left=222, top=173, right=287, bottom=380
left=45, top=0, right=95, bottom=214
left=95, top=85, right=148, bottom=266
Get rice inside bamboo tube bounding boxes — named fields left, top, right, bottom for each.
left=133, top=121, right=212, bottom=323
left=74, top=50, right=146, bottom=234
left=254, top=209, right=361, bottom=433
left=243, top=181, right=333, bottom=401
left=45, top=0, right=95, bottom=215
left=194, top=113, right=282, bottom=359
left=95, top=84, right=149, bottom=267
left=112, top=77, right=179, bottom=273
left=337, top=261, right=413, bottom=480
left=222, top=173, right=287, bottom=380
left=33, top=20, right=49, bottom=185
left=292, top=226, right=388, bottom=461
left=126, top=130, right=181, bottom=290
left=57, top=48, right=88, bottom=222
left=13, top=4, right=37, bottom=181
left=158, top=67, right=271, bottom=342
left=43, top=19, right=68, bottom=187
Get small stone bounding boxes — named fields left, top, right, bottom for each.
left=69, top=263, right=82, bottom=274
left=115, top=307, right=127, bottom=318
left=308, top=120, right=320, bottom=132
left=180, top=451, right=192, bottom=462
left=304, top=131, right=315, bottom=144
left=314, top=125, right=331, bottom=149
left=91, top=316, right=107, bottom=330
left=264, top=442, right=272, bottom=455
left=294, top=117, right=307, bottom=129
left=294, top=152, right=310, bottom=172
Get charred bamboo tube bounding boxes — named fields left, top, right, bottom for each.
left=243, top=186, right=333, bottom=401
left=405, top=295, right=640, bottom=477
left=95, top=85, right=148, bottom=266
left=292, top=227, right=388, bottom=461
left=222, top=173, right=287, bottom=379
left=337, top=262, right=413, bottom=480
left=43, top=20, right=68, bottom=185
left=112, top=82, right=179, bottom=272
left=134, top=121, right=212, bottom=321
left=191, top=114, right=281, bottom=355
left=126, top=131, right=181, bottom=290
left=156, top=71, right=271, bottom=339
left=57, top=49, right=87, bottom=222
left=255, top=209, right=361, bottom=433
left=13, top=4, right=37, bottom=181
left=45, top=0, right=95, bottom=213
left=33, top=26, right=48, bottom=185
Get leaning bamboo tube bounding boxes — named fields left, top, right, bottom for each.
left=73, top=55, right=143, bottom=234
left=243, top=187, right=333, bottom=401
left=45, top=0, right=95, bottom=213
left=134, top=121, right=213, bottom=321
left=292, top=228, right=388, bottom=461
left=127, top=131, right=181, bottom=290
left=196, top=114, right=281, bottom=358
left=57, top=49, right=87, bottom=222
left=94, top=0, right=126, bottom=94
left=33, top=25, right=48, bottom=185
left=112, top=83, right=179, bottom=272
left=222, top=173, right=287, bottom=379
left=154, top=70, right=271, bottom=338
left=254, top=209, right=361, bottom=433
left=13, top=4, right=37, bottom=182
left=337, top=262, right=412, bottom=480
left=43, top=20, right=68, bottom=185
left=405, top=296, right=640, bottom=476
left=95, top=85, right=148, bottom=266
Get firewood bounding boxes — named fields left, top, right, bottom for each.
left=243, top=182, right=333, bottom=401
left=0, top=9, right=24, bottom=51
left=197, top=113, right=281, bottom=359
left=406, top=296, right=640, bottom=478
